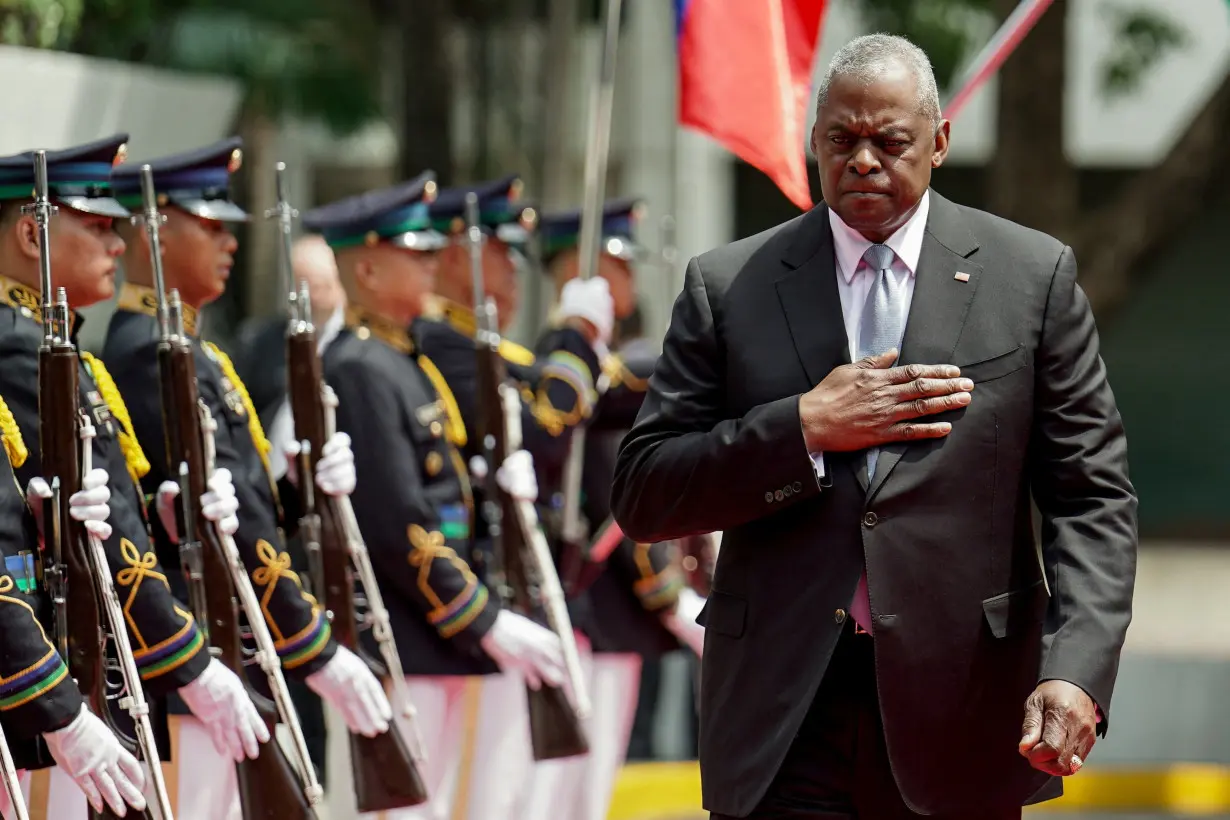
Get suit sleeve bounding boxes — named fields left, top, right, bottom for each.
left=611, top=257, right=821, bottom=543
left=196, top=368, right=336, bottom=677
left=0, top=341, right=209, bottom=694
left=329, top=354, right=500, bottom=650
left=0, top=459, right=83, bottom=738
left=1030, top=246, right=1137, bottom=731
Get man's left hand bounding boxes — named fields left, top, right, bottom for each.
left=1019, top=680, right=1097, bottom=777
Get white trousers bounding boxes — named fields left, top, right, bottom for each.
left=518, top=650, right=641, bottom=820
left=16, top=715, right=240, bottom=820
left=324, top=671, right=535, bottom=820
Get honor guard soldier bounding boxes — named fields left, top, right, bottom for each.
left=0, top=396, right=150, bottom=818
left=302, top=174, right=566, bottom=820
left=0, top=135, right=258, bottom=818
left=519, top=198, right=709, bottom=820
left=103, top=138, right=393, bottom=817
left=416, top=174, right=617, bottom=496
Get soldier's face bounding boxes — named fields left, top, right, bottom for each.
left=160, top=210, right=238, bottom=307
left=40, top=209, right=124, bottom=309
left=365, top=245, right=437, bottom=319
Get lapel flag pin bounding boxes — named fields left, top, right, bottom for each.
left=954, top=271, right=971, bottom=282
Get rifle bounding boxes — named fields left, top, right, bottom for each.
left=557, top=0, right=624, bottom=597
left=0, top=719, right=28, bottom=820
left=29, top=150, right=172, bottom=820
left=466, top=193, right=591, bottom=761
left=270, top=162, right=429, bottom=812
left=134, top=165, right=322, bottom=819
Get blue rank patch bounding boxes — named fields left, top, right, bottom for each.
left=5, top=552, right=37, bottom=594
left=439, top=504, right=470, bottom=541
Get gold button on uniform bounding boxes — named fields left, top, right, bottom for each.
left=430, top=421, right=443, bottom=437
left=424, top=451, right=443, bottom=477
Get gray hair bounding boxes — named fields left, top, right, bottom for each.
left=815, top=34, right=942, bottom=126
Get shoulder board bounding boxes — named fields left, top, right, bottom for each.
left=499, top=340, right=535, bottom=367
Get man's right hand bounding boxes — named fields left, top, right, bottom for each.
left=800, top=349, right=973, bottom=452
left=43, top=705, right=148, bottom=816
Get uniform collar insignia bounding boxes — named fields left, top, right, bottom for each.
left=0, top=273, right=80, bottom=332
left=116, top=283, right=199, bottom=336
left=345, top=306, right=414, bottom=355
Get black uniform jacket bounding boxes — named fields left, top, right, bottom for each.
left=0, top=424, right=80, bottom=769
left=323, top=307, right=501, bottom=676
left=0, top=277, right=209, bottom=697
left=104, top=286, right=336, bottom=680
left=416, top=301, right=686, bottom=657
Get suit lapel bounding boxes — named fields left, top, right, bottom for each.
left=868, top=192, right=983, bottom=500
left=775, top=204, right=850, bottom=387
left=775, top=205, right=866, bottom=491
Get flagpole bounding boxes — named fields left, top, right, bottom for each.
left=560, top=0, right=624, bottom=564
left=942, top=0, right=1056, bottom=121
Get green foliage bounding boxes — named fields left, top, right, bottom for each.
left=1099, top=4, right=1188, bottom=98
left=0, top=0, right=83, bottom=48
left=16, top=0, right=385, bottom=134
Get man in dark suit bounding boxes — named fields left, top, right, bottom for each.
left=611, top=33, right=1137, bottom=820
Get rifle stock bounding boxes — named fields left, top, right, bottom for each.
left=27, top=150, right=166, bottom=820
left=274, top=162, right=428, bottom=811
left=466, top=194, right=589, bottom=761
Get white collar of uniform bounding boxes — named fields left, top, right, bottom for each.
left=828, top=188, right=931, bottom=284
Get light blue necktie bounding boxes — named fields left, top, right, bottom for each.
left=856, top=243, right=905, bottom=480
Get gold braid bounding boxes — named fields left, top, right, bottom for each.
left=79, top=353, right=150, bottom=484
left=0, top=394, right=27, bottom=469
left=203, top=342, right=272, bottom=474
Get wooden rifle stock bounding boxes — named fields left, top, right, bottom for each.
left=285, top=323, right=428, bottom=812
left=40, top=322, right=154, bottom=820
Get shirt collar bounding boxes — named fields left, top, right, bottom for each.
left=828, top=188, right=931, bottom=284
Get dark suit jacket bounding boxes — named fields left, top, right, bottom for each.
left=610, top=191, right=1137, bottom=817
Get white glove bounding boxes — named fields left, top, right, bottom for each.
left=479, top=610, right=566, bottom=690
left=43, top=705, right=147, bottom=816
left=178, top=658, right=269, bottom=762
left=495, top=449, right=537, bottom=502
left=27, top=468, right=113, bottom=541
left=284, top=432, right=356, bottom=497
left=156, top=468, right=240, bottom=541
left=306, top=646, right=393, bottom=738
left=664, top=587, right=707, bottom=658
left=558, top=277, right=614, bottom=347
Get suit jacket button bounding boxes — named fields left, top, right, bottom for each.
left=774, top=489, right=784, bottom=501
left=765, top=492, right=774, bottom=503
left=834, top=608, right=847, bottom=624
left=863, top=512, right=878, bottom=527
left=783, top=485, right=793, bottom=497
left=792, top=481, right=802, bottom=492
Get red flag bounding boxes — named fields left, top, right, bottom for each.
left=676, top=0, right=828, bottom=211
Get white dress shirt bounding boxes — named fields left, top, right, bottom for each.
left=810, top=190, right=931, bottom=478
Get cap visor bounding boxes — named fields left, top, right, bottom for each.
left=389, top=230, right=448, bottom=252
left=175, top=197, right=250, bottom=223
left=58, top=196, right=131, bottom=219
